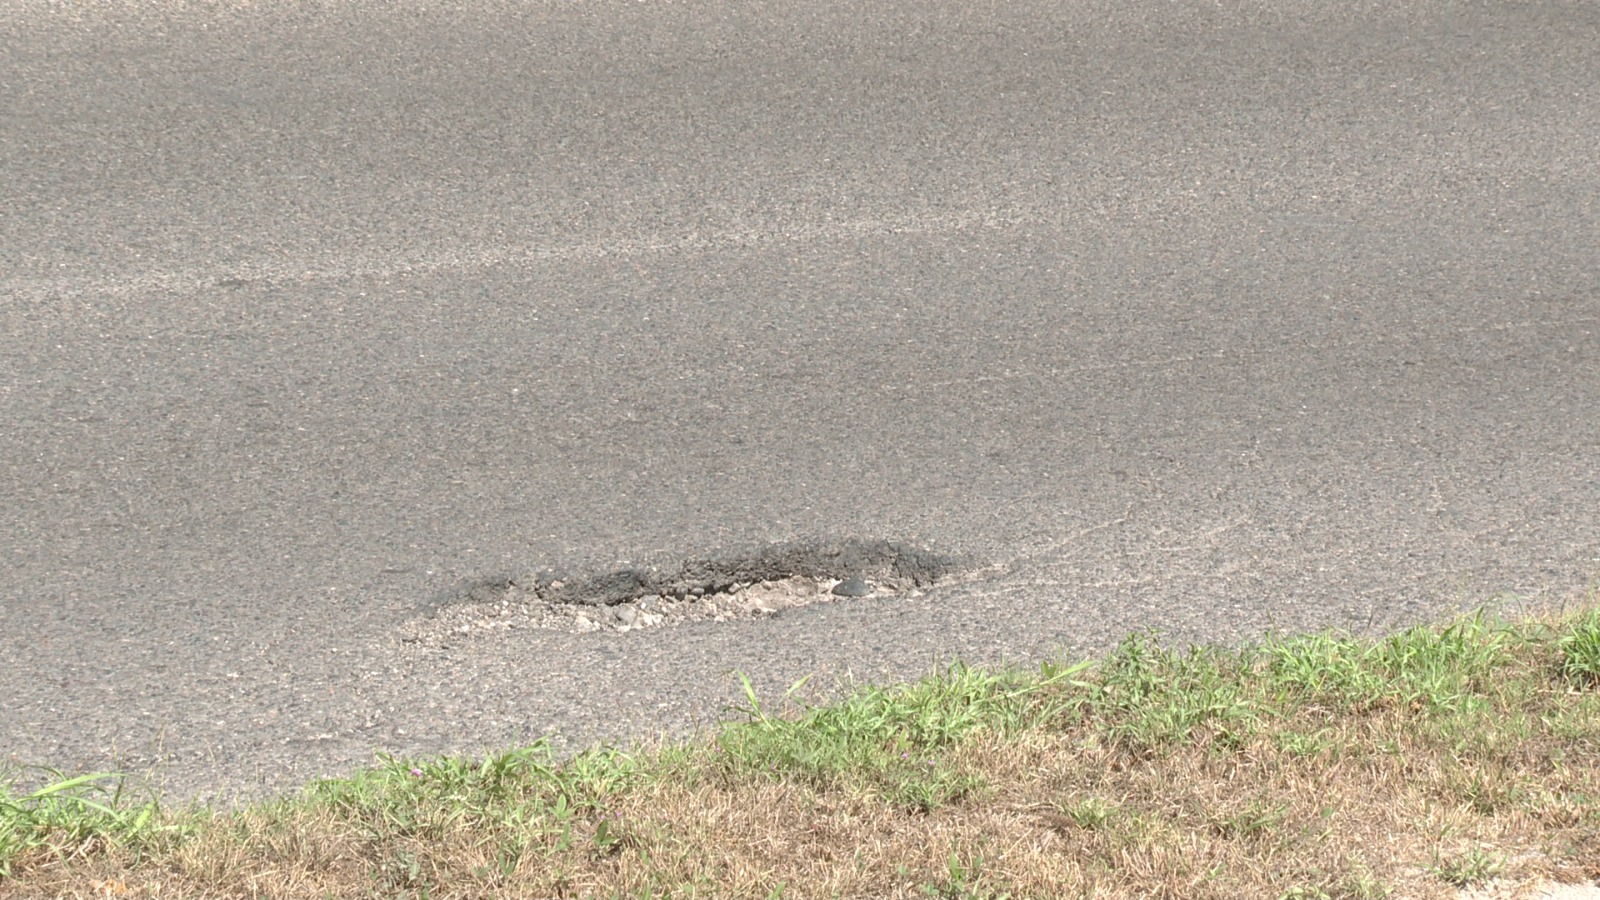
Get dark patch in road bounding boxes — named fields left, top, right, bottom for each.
left=428, top=537, right=969, bottom=613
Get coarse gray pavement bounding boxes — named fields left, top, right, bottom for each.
left=2, top=0, right=1598, bottom=806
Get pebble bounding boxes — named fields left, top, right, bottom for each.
left=831, top=577, right=873, bottom=597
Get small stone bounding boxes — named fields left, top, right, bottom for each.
left=614, top=606, right=638, bottom=626
left=831, top=577, right=873, bottom=597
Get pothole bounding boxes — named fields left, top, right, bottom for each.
left=397, top=538, right=973, bottom=650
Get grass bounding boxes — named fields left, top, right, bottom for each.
left=4, top=601, right=1600, bottom=898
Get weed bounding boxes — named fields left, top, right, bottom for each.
left=1559, top=609, right=1600, bottom=686
left=1059, top=796, right=1115, bottom=831
left=922, top=850, right=1010, bottom=900
left=1426, top=846, right=1505, bottom=887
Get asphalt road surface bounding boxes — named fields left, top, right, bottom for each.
left=3, top=0, right=1598, bottom=805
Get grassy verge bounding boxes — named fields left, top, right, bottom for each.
left=4, top=601, right=1600, bottom=899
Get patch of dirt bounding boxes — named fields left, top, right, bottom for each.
left=1460, top=882, right=1600, bottom=900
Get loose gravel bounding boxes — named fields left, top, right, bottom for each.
left=396, top=574, right=925, bottom=651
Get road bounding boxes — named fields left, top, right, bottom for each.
left=2, top=0, right=1597, bottom=804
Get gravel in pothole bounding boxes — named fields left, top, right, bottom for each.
left=395, top=575, right=923, bottom=652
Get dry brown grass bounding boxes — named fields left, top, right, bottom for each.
left=5, top=604, right=1600, bottom=899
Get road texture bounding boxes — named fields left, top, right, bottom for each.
left=2, top=0, right=1598, bottom=805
